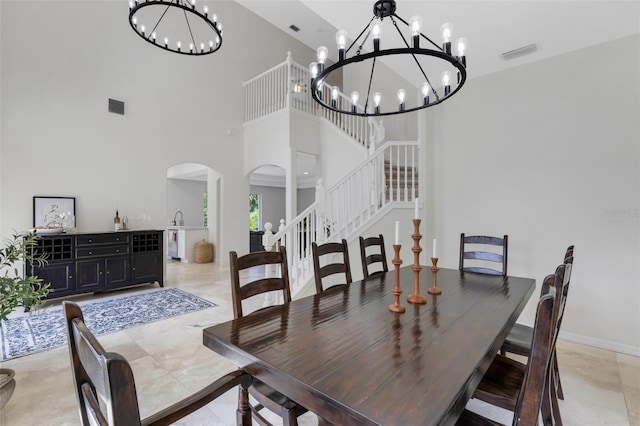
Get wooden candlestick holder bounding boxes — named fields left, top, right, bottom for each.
left=389, top=244, right=405, bottom=313
left=407, top=219, right=427, bottom=304
left=428, top=257, right=442, bottom=295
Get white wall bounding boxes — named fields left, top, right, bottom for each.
left=250, top=185, right=285, bottom=230
left=0, top=0, right=316, bottom=260
left=167, top=179, right=206, bottom=227
left=297, top=188, right=314, bottom=214
left=429, top=35, right=640, bottom=355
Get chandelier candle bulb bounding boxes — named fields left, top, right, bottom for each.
left=422, top=82, right=430, bottom=106
left=415, top=197, right=419, bottom=219
left=441, top=22, right=453, bottom=55
left=442, top=71, right=451, bottom=96
left=336, top=30, right=348, bottom=61
left=203, top=5, right=208, bottom=17
left=331, top=86, right=339, bottom=108
left=409, top=15, right=422, bottom=48
left=372, top=18, right=382, bottom=51
left=374, top=92, right=382, bottom=115
left=432, top=238, right=437, bottom=258
left=398, top=89, right=406, bottom=111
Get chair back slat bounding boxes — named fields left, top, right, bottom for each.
left=359, top=234, right=388, bottom=279
left=312, top=239, right=352, bottom=293
left=230, top=246, right=292, bottom=319
left=459, top=233, right=508, bottom=276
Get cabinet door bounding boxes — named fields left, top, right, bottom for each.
left=76, top=259, right=105, bottom=292
left=132, top=253, right=163, bottom=286
left=33, top=263, right=75, bottom=298
left=105, top=256, right=131, bottom=289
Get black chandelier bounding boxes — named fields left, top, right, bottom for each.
left=310, top=0, right=467, bottom=116
left=128, top=0, right=223, bottom=56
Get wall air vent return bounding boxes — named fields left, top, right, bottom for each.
left=108, top=98, right=125, bottom=115
left=501, top=43, right=538, bottom=60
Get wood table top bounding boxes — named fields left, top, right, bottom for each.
left=203, top=267, right=535, bottom=425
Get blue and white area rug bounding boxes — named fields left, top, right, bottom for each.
left=0, top=288, right=216, bottom=361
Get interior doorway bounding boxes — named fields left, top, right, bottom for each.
left=166, top=163, right=221, bottom=262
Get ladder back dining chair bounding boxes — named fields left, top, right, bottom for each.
left=312, top=239, right=353, bottom=294
left=229, top=246, right=310, bottom=426
left=63, top=301, right=253, bottom=426
left=459, top=233, right=508, bottom=276
left=456, top=290, right=556, bottom=425
left=464, top=263, right=569, bottom=426
left=359, top=234, right=389, bottom=279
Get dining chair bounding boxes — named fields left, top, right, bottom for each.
left=359, top=234, right=389, bottom=279
left=63, top=301, right=253, bottom=426
left=312, top=239, right=353, bottom=294
left=501, top=246, right=574, bottom=401
left=456, top=291, right=556, bottom=425
left=467, top=263, right=569, bottom=426
left=229, top=247, right=309, bottom=426
left=459, top=233, right=508, bottom=276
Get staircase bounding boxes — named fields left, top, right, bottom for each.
left=244, top=52, right=419, bottom=297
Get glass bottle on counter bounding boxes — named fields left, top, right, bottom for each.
left=114, top=210, right=121, bottom=231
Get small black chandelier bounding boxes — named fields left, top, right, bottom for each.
left=128, top=0, right=223, bottom=56
left=310, top=0, right=467, bottom=116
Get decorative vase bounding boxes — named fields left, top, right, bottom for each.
left=0, top=369, right=16, bottom=410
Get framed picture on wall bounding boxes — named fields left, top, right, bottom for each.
left=33, top=196, right=76, bottom=228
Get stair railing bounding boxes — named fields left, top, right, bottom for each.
left=266, top=140, right=419, bottom=295
left=243, top=52, right=371, bottom=148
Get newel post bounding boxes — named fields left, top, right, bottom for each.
left=315, top=179, right=327, bottom=244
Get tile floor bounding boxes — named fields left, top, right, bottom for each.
left=1, top=260, right=638, bottom=426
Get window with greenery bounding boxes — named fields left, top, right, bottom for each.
left=249, top=193, right=260, bottom=231
left=203, top=191, right=208, bottom=226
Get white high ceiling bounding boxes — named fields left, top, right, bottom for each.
left=238, top=1, right=640, bottom=83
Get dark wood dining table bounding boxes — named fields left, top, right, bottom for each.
left=203, top=266, right=535, bottom=425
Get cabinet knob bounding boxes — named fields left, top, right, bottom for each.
left=100, top=272, right=103, bottom=275
left=88, top=251, right=92, bottom=255
left=69, top=275, right=73, bottom=279
left=88, top=239, right=92, bottom=243
left=116, top=249, right=120, bottom=253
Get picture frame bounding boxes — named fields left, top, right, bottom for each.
left=33, top=196, right=76, bottom=228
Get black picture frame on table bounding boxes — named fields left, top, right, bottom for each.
left=33, top=196, right=76, bottom=228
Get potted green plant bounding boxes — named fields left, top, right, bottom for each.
left=0, top=230, right=50, bottom=409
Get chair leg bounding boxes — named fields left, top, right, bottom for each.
left=281, top=402, right=298, bottom=426
left=237, top=376, right=253, bottom=426
left=554, top=350, right=564, bottom=400
left=550, top=364, right=563, bottom=426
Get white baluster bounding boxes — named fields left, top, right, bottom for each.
left=315, top=179, right=327, bottom=245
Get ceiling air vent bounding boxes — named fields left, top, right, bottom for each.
left=289, top=24, right=300, bottom=32
left=108, top=98, right=125, bottom=115
left=501, top=43, right=538, bottom=60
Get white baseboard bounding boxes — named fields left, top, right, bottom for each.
left=559, top=330, right=640, bottom=357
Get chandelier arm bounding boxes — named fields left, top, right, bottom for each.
left=148, top=3, right=172, bottom=37
left=390, top=17, right=440, bottom=102
left=182, top=8, right=197, bottom=49
left=346, top=17, right=375, bottom=56
left=363, top=56, right=377, bottom=114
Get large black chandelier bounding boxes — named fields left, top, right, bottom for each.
left=128, top=0, right=223, bottom=56
left=310, top=0, right=467, bottom=116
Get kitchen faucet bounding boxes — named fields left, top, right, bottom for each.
left=172, top=211, right=184, bottom=226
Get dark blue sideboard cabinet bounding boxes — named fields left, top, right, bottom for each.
left=27, top=230, right=163, bottom=299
